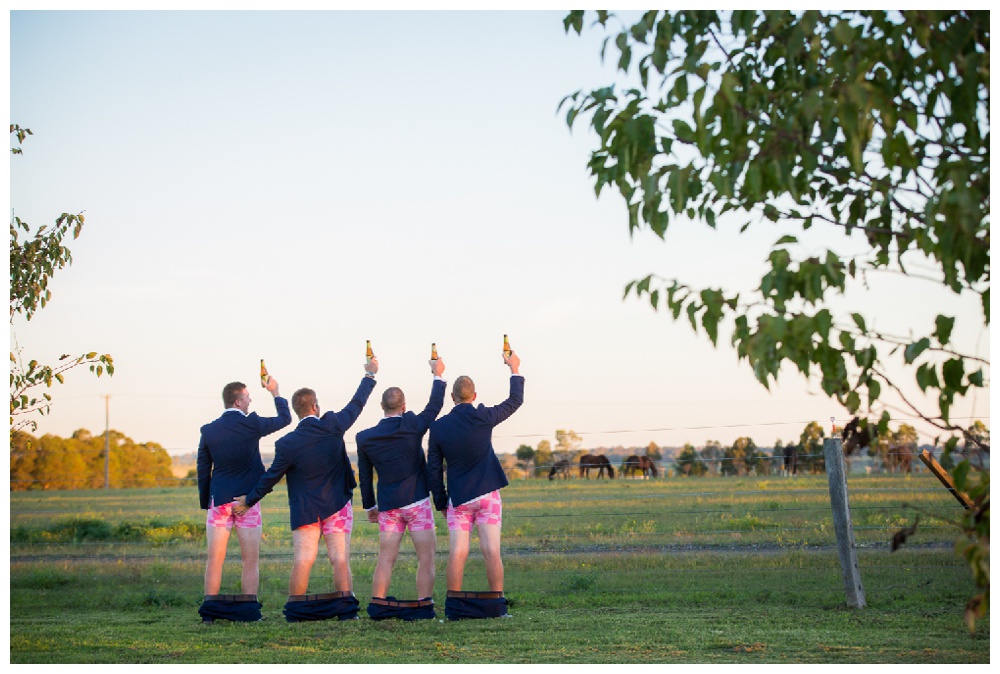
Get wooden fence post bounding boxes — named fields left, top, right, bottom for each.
left=824, top=437, right=866, bottom=609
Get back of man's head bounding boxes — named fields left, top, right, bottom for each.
left=381, top=387, right=405, bottom=414
left=291, top=388, right=317, bottom=419
left=453, top=376, right=476, bottom=403
left=222, top=382, right=247, bottom=408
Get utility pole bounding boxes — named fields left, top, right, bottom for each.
left=104, top=394, right=110, bottom=489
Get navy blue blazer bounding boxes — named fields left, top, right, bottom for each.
left=197, top=396, right=292, bottom=510
left=244, top=377, right=376, bottom=530
left=356, top=378, right=446, bottom=512
left=428, top=375, right=524, bottom=510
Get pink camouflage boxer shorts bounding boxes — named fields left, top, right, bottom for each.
left=378, top=497, right=436, bottom=533
left=446, top=490, right=503, bottom=532
left=298, top=500, right=354, bottom=535
left=206, top=498, right=262, bottom=530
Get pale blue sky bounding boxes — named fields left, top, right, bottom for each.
left=8, top=9, right=989, bottom=456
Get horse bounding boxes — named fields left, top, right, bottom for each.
left=579, top=454, right=615, bottom=479
left=782, top=444, right=799, bottom=476
left=548, top=459, right=571, bottom=481
left=842, top=417, right=873, bottom=457
left=622, top=455, right=658, bottom=479
left=885, top=444, right=915, bottom=473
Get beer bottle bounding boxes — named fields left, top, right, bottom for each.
left=503, top=334, right=512, bottom=359
left=366, top=340, right=374, bottom=364
left=431, top=342, right=438, bottom=361
left=260, top=359, right=270, bottom=387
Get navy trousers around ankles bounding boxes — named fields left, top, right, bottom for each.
left=443, top=590, right=508, bottom=620
left=283, top=591, right=360, bottom=622
left=198, top=594, right=262, bottom=622
left=366, top=596, right=436, bottom=621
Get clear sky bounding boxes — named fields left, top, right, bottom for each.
left=7, top=8, right=990, bottom=457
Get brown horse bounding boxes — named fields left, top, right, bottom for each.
left=622, top=455, right=658, bottom=478
left=579, top=454, right=615, bottom=479
left=885, top=444, right=915, bottom=473
left=548, top=459, right=571, bottom=480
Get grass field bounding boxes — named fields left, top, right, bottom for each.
left=8, top=474, right=990, bottom=663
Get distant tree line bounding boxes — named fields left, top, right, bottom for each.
left=9, top=429, right=174, bottom=490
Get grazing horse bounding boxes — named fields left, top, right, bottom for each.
left=548, top=459, right=571, bottom=481
left=885, top=444, right=915, bottom=473
left=579, top=454, right=615, bottom=479
left=622, top=455, right=658, bottom=479
left=783, top=445, right=799, bottom=476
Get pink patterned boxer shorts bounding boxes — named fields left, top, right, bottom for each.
left=446, top=490, right=503, bottom=532
left=206, top=498, right=262, bottom=530
left=299, top=501, right=354, bottom=535
left=378, top=497, right=436, bottom=533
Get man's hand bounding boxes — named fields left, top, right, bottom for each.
left=367, top=508, right=379, bottom=523
left=431, top=357, right=446, bottom=377
left=265, top=376, right=280, bottom=397
left=365, top=356, right=379, bottom=376
left=503, top=352, right=520, bottom=375
left=232, top=495, right=248, bottom=516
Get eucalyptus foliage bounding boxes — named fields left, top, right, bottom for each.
left=10, top=125, right=113, bottom=432
left=561, top=9, right=988, bottom=631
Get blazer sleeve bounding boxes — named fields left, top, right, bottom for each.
left=482, top=375, right=524, bottom=427
left=245, top=446, right=291, bottom=508
left=415, top=379, right=447, bottom=433
left=252, top=396, right=292, bottom=437
left=427, top=428, right=448, bottom=511
left=357, top=440, right=376, bottom=510
left=325, top=377, right=377, bottom=433
left=196, top=435, right=212, bottom=510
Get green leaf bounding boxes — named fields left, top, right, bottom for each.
left=672, top=119, right=695, bottom=142
left=933, top=315, right=955, bottom=345
left=904, top=338, right=930, bottom=364
left=952, top=460, right=971, bottom=492
left=941, top=358, right=964, bottom=389
left=845, top=390, right=860, bottom=414
left=851, top=313, right=867, bottom=333
left=563, top=10, right=584, bottom=34
left=867, top=378, right=881, bottom=405
left=916, top=363, right=939, bottom=392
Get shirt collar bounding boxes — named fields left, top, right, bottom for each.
left=224, top=408, right=247, bottom=417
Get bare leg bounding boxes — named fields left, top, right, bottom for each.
left=446, top=527, right=471, bottom=592
left=324, top=531, right=353, bottom=592
left=204, top=525, right=231, bottom=595
left=289, top=525, right=320, bottom=595
left=478, top=523, right=504, bottom=592
left=235, top=525, right=262, bottom=595
left=371, top=530, right=404, bottom=598
left=410, top=528, right=437, bottom=599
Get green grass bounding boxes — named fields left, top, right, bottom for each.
left=9, top=475, right=989, bottom=663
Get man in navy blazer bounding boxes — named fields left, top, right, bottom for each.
left=428, top=351, right=522, bottom=593
left=356, top=357, right=447, bottom=602
left=197, top=375, right=291, bottom=597
left=237, top=357, right=378, bottom=595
